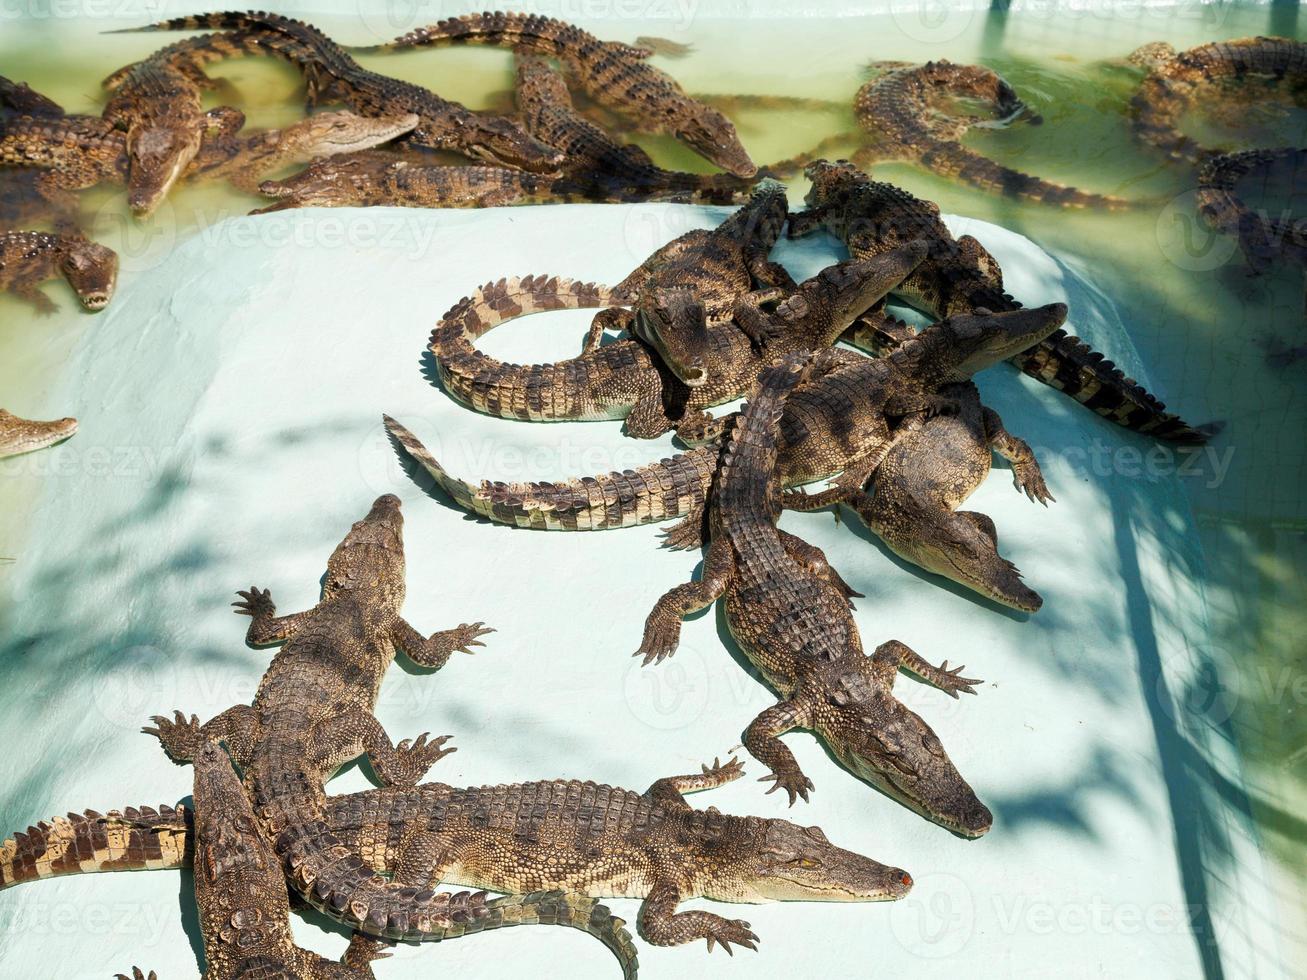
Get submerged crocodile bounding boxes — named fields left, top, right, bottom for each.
left=1128, top=37, right=1307, bottom=164
left=188, top=109, right=419, bottom=191
left=637, top=354, right=991, bottom=834
left=426, top=244, right=924, bottom=440
left=386, top=11, right=757, bottom=177
left=387, top=301, right=1063, bottom=558
left=791, top=159, right=1212, bottom=442
left=853, top=61, right=1131, bottom=209
left=118, top=13, right=564, bottom=172
left=101, top=36, right=248, bottom=215
left=0, top=112, right=128, bottom=211
left=1196, top=146, right=1307, bottom=277
left=141, top=494, right=566, bottom=947
left=0, top=409, right=78, bottom=459
left=513, top=55, right=758, bottom=205
left=0, top=230, right=118, bottom=312
left=2, top=759, right=909, bottom=959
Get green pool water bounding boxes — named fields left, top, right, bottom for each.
left=1, top=1, right=1304, bottom=972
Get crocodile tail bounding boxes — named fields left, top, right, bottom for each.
left=918, top=141, right=1133, bottom=210
left=426, top=890, right=639, bottom=980
left=1016, top=329, right=1213, bottom=442
left=389, top=11, right=587, bottom=60
left=0, top=805, right=191, bottom=891
left=428, top=275, right=634, bottom=421
left=384, top=414, right=718, bottom=531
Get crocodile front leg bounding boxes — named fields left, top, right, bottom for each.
left=625, top=391, right=677, bottom=439
left=743, top=693, right=817, bottom=805
left=639, top=879, right=759, bottom=953
left=144, top=704, right=261, bottom=766
left=233, top=587, right=312, bottom=646
left=391, top=618, right=494, bottom=669
left=582, top=306, right=633, bottom=353
left=983, top=406, right=1054, bottom=504
left=635, top=537, right=735, bottom=665
left=776, top=529, right=862, bottom=601
left=312, top=710, right=455, bottom=788
left=644, top=756, right=745, bottom=806
left=870, top=639, right=981, bottom=698
left=732, top=286, right=788, bottom=348
left=8, top=279, right=58, bottom=315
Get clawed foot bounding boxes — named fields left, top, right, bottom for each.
left=114, top=969, right=157, bottom=980
left=1012, top=463, right=1054, bottom=505
left=704, top=916, right=760, bottom=955
left=759, top=767, right=814, bottom=806
left=635, top=618, right=681, bottom=666
left=344, top=932, right=395, bottom=967
left=932, top=660, right=982, bottom=698
left=384, top=733, right=455, bottom=787
left=661, top=511, right=705, bottom=551
left=445, top=622, right=495, bottom=655
left=232, top=586, right=274, bottom=619
left=702, top=755, right=746, bottom=782
left=924, top=394, right=961, bottom=418
left=143, top=710, right=203, bottom=763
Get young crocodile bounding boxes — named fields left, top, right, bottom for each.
left=1196, top=146, right=1307, bottom=277
left=386, top=11, right=757, bottom=177
left=101, top=36, right=248, bottom=215
left=0, top=230, right=118, bottom=312
left=0, top=410, right=78, bottom=459
left=1128, top=37, right=1307, bottom=164
left=118, top=13, right=564, bottom=172
left=853, top=60, right=1130, bottom=209
left=426, top=243, right=925, bottom=440
left=513, top=55, right=759, bottom=205
left=387, top=301, right=1064, bottom=549
left=0, top=112, right=128, bottom=211
left=637, top=354, right=992, bottom=835
left=790, top=159, right=1211, bottom=442
left=141, top=494, right=522, bottom=944
left=3, top=759, right=909, bottom=959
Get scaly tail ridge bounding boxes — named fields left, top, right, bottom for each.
left=918, top=142, right=1133, bottom=211
left=384, top=414, right=718, bottom=531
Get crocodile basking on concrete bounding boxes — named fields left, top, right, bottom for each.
left=139, top=494, right=551, bottom=947
left=118, top=13, right=564, bottom=172
left=790, top=159, right=1211, bottom=442
left=388, top=300, right=1063, bottom=557
left=0, top=410, right=78, bottom=459
left=385, top=11, right=756, bottom=177
left=1128, top=36, right=1307, bottom=164
left=636, top=353, right=992, bottom=834
left=0, top=230, right=117, bottom=313
left=426, top=243, right=924, bottom=440
left=2, top=758, right=909, bottom=960
left=852, top=60, right=1131, bottom=209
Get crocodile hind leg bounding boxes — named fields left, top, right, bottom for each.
left=582, top=306, right=633, bottom=353
left=645, top=756, right=746, bottom=806
left=311, top=710, right=456, bottom=788
left=776, top=529, right=863, bottom=601
left=635, top=538, right=735, bottom=665
left=743, top=693, right=818, bottom=805
left=640, top=879, right=759, bottom=953
left=869, top=639, right=981, bottom=698
left=983, top=407, right=1054, bottom=504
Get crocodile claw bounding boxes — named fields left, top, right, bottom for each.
left=759, top=769, right=814, bottom=806
left=114, top=970, right=157, bottom=980
left=143, top=710, right=204, bottom=763
left=232, top=586, right=274, bottom=619
left=935, top=660, right=982, bottom=697
left=705, top=918, right=760, bottom=955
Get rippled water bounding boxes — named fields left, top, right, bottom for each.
left=1, top=0, right=1304, bottom=965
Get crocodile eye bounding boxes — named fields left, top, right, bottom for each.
left=921, top=733, right=944, bottom=758
left=787, top=857, right=820, bottom=870
left=888, top=755, right=918, bottom=777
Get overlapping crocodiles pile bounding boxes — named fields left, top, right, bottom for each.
left=0, top=11, right=1300, bottom=978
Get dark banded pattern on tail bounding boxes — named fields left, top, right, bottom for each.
left=855, top=61, right=1133, bottom=210
left=1197, top=147, right=1307, bottom=274
left=429, top=275, right=653, bottom=422
left=1130, top=37, right=1307, bottom=164
left=0, top=805, right=191, bottom=890
left=384, top=414, right=718, bottom=531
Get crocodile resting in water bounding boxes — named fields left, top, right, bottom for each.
left=118, top=13, right=564, bottom=172
left=1128, top=36, right=1307, bottom=165
left=142, top=495, right=604, bottom=949
left=852, top=61, right=1131, bottom=209
left=2, top=758, right=908, bottom=960
left=1196, top=147, right=1307, bottom=275
left=0, top=230, right=118, bottom=312
left=0, top=410, right=78, bottom=459
left=791, top=159, right=1212, bottom=443
left=386, top=11, right=756, bottom=177
left=425, top=243, right=924, bottom=441
left=0, top=109, right=128, bottom=212
left=637, top=353, right=992, bottom=834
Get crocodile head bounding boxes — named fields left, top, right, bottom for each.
left=59, top=238, right=118, bottom=311
left=0, top=410, right=78, bottom=459
left=787, top=240, right=929, bottom=345
left=254, top=152, right=398, bottom=212
left=633, top=287, right=712, bottom=388
left=125, top=124, right=203, bottom=216
left=288, top=111, right=419, bottom=159
left=322, top=494, right=406, bottom=604
left=802, top=158, right=865, bottom=208
left=463, top=113, right=564, bottom=173
left=900, top=302, right=1067, bottom=385
left=676, top=105, right=758, bottom=178
left=815, top=668, right=992, bottom=838
left=710, top=818, right=913, bottom=903
left=933, top=61, right=1037, bottom=125
left=1125, top=41, right=1178, bottom=71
